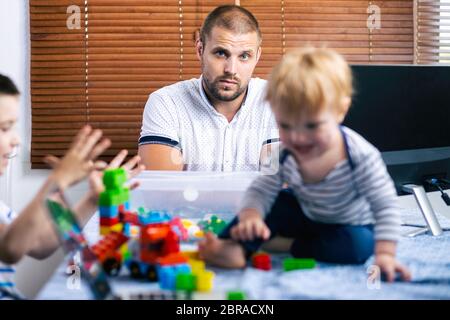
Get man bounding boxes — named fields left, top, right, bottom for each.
left=138, top=5, right=279, bottom=171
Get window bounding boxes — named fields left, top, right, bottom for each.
left=415, top=0, right=450, bottom=64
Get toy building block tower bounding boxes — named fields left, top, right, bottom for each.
left=99, top=168, right=130, bottom=235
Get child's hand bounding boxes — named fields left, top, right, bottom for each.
left=44, top=125, right=111, bottom=190
left=375, top=253, right=412, bottom=282
left=87, top=149, right=146, bottom=203
left=230, top=208, right=270, bottom=241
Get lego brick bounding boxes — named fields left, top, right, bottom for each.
left=252, top=253, right=272, bottom=271
left=182, top=250, right=199, bottom=260
left=196, top=270, right=214, bottom=292
left=188, top=259, right=205, bottom=275
left=100, top=216, right=120, bottom=227
left=123, top=223, right=140, bottom=238
left=157, top=252, right=188, bottom=266
left=283, top=258, right=316, bottom=271
left=103, top=168, right=127, bottom=189
left=100, top=223, right=123, bottom=236
left=158, top=266, right=176, bottom=290
left=138, top=210, right=171, bottom=225
left=198, top=215, right=227, bottom=235
left=175, top=273, right=197, bottom=291
left=173, top=264, right=191, bottom=274
left=99, top=206, right=119, bottom=218
left=227, top=291, right=246, bottom=300
left=121, top=211, right=139, bottom=225
left=99, top=191, right=123, bottom=206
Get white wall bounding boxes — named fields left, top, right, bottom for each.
left=0, top=0, right=48, bottom=211
left=0, top=0, right=86, bottom=212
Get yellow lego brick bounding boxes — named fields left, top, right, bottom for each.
left=194, top=230, right=204, bottom=238
left=196, top=270, right=215, bottom=292
left=182, top=250, right=199, bottom=260
left=100, top=223, right=123, bottom=235
left=188, top=259, right=205, bottom=275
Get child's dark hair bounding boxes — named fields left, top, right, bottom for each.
left=0, top=74, right=20, bottom=96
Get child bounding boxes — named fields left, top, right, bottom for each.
left=199, top=48, right=411, bottom=282
left=0, top=74, right=144, bottom=298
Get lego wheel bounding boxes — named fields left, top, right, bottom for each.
left=146, top=265, right=158, bottom=282
left=129, top=262, right=142, bottom=278
left=102, top=258, right=122, bottom=276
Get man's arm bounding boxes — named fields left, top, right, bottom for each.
left=138, top=144, right=184, bottom=171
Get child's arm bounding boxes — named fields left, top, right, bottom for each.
left=354, top=151, right=411, bottom=281
left=27, top=150, right=144, bottom=260
left=375, top=240, right=411, bottom=282
left=44, top=149, right=144, bottom=227
left=0, top=126, right=110, bottom=264
left=231, top=167, right=284, bottom=241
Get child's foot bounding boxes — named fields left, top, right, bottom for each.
left=261, top=236, right=293, bottom=253
left=198, top=233, right=247, bottom=269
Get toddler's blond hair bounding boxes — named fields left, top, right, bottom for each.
left=266, top=47, right=353, bottom=118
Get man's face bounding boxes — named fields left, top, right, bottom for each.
left=197, top=26, right=261, bottom=102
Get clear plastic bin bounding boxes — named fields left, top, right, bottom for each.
left=129, top=171, right=260, bottom=220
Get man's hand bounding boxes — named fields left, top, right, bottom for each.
left=230, top=208, right=270, bottom=241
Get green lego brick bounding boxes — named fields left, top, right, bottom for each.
left=227, top=291, right=246, bottom=300
left=198, top=215, right=227, bottom=235
left=283, top=258, right=316, bottom=271
left=176, top=273, right=197, bottom=292
left=99, top=190, right=125, bottom=206
left=120, top=188, right=130, bottom=203
left=103, top=168, right=127, bottom=189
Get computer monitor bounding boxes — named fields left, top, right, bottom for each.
left=343, top=65, right=450, bottom=195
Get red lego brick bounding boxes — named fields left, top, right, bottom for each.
left=100, top=216, right=120, bottom=226
left=121, top=211, right=139, bottom=225
left=252, top=253, right=272, bottom=271
left=157, top=252, right=188, bottom=266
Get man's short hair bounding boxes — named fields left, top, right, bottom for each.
left=0, top=74, right=20, bottom=96
left=200, top=5, right=261, bottom=45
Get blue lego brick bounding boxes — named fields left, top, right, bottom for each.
left=99, top=206, right=119, bottom=218
left=158, top=266, right=176, bottom=290
left=123, top=201, right=130, bottom=211
left=123, top=223, right=140, bottom=238
left=138, top=210, right=171, bottom=225
left=174, top=264, right=191, bottom=274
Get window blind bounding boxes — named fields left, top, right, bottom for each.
left=30, top=0, right=415, bottom=168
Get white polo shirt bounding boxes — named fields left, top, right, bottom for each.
left=139, top=76, right=279, bottom=171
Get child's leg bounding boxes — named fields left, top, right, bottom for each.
left=197, top=233, right=247, bottom=268
left=219, top=189, right=303, bottom=253
left=199, top=189, right=304, bottom=268
left=290, top=222, right=375, bottom=264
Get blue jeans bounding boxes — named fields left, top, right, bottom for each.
left=219, top=190, right=374, bottom=264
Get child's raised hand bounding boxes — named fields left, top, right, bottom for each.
left=375, top=253, right=412, bottom=282
left=87, top=149, right=146, bottom=202
left=230, top=208, right=271, bottom=241
left=44, top=125, right=111, bottom=190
